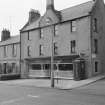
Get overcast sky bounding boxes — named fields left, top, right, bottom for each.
left=0, top=0, right=104, bottom=36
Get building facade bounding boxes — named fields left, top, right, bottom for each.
left=0, top=30, right=20, bottom=75
left=20, top=0, right=105, bottom=79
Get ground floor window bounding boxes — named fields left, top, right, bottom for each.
left=59, top=64, right=73, bottom=71
left=31, top=64, right=41, bottom=70
left=95, top=61, right=98, bottom=72
left=29, top=63, right=73, bottom=71
left=3, top=63, right=7, bottom=74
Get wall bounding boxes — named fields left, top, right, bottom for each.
left=91, top=0, right=105, bottom=76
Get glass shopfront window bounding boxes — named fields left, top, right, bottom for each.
left=59, top=64, right=73, bottom=71
left=31, top=64, right=41, bottom=70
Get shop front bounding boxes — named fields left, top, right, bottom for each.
left=25, top=55, right=79, bottom=79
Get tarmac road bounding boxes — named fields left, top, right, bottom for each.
left=0, top=79, right=105, bottom=105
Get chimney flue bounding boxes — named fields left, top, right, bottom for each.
left=46, top=0, right=54, bottom=10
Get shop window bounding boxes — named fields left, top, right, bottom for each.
left=45, top=64, right=50, bottom=70
left=59, top=64, right=73, bottom=71
left=31, top=64, right=41, bottom=70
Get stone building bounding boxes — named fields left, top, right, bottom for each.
left=20, top=0, right=105, bottom=79
left=0, top=29, right=20, bottom=75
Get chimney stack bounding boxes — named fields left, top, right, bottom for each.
left=28, top=9, right=40, bottom=23
left=1, top=29, right=11, bottom=41
left=46, top=0, right=54, bottom=10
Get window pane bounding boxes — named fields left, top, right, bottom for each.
left=13, top=44, right=17, bottom=57
left=27, top=46, right=31, bottom=57
left=31, top=64, right=41, bottom=70
left=55, top=25, right=59, bottom=36
left=94, top=39, right=98, bottom=54
left=71, top=40, right=76, bottom=53
left=95, top=61, right=98, bottom=72
left=54, top=42, right=58, bottom=55
left=39, top=45, right=44, bottom=56
left=59, top=64, right=73, bottom=71
left=40, top=29, right=44, bottom=38
left=71, top=21, right=76, bottom=32
left=93, top=18, right=97, bottom=32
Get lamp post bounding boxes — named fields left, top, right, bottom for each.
left=46, top=17, right=55, bottom=87
left=51, top=25, right=54, bottom=88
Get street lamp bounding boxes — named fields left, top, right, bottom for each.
left=51, top=25, right=54, bottom=87
left=46, top=17, right=55, bottom=87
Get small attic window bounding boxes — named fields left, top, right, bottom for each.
left=46, top=17, right=52, bottom=25
left=46, top=18, right=51, bottom=25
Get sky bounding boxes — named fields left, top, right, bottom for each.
left=0, top=0, right=104, bottom=36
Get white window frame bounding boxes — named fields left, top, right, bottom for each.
left=71, top=20, right=77, bottom=32
left=39, top=44, right=44, bottom=56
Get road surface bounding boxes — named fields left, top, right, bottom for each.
left=0, top=79, right=105, bottom=105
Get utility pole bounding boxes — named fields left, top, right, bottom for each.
left=46, top=17, right=55, bottom=87
left=51, top=25, right=54, bottom=88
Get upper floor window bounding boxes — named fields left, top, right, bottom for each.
left=3, top=46, right=8, bottom=57
left=28, top=31, right=31, bottom=41
left=40, top=29, right=44, bottom=39
left=71, top=20, right=77, bottom=32
left=46, top=18, right=51, bottom=25
left=71, top=40, right=76, bottom=53
left=94, top=39, right=98, bottom=54
left=27, top=46, right=31, bottom=57
left=93, top=18, right=97, bottom=32
left=39, top=44, right=44, bottom=56
left=4, top=46, right=7, bottom=57
left=13, top=44, right=17, bottom=57
left=54, top=25, right=59, bottom=36
left=54, top=42, right=58, bottom=55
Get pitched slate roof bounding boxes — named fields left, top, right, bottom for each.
left=61, top=1, right=95, bottom=21
left=21, top=0, right=95, bottom=32
left=0, top=35, right=20, bottom=46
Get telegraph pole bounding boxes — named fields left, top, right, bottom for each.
left=51, top=25, right=54, bottom=88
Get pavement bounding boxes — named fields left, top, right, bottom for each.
left=0, top=74, right=105, bottom=89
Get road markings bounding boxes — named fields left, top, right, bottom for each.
left=28, top=94, right=39, bottom=98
